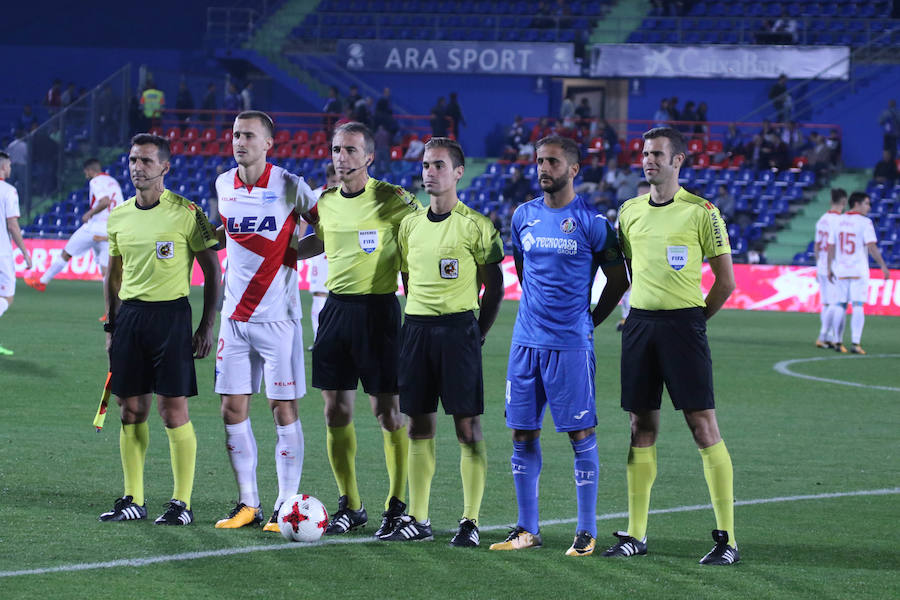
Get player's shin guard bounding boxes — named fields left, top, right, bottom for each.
left=120, top=422, right=150, bottom=506
left=511, top=439, right=542, bottom=534
left=40, top=254, right=67, bottom=284
left=408, top=438, right=436, bottom=522
left=459, top=440, right=486, bottom=523
left=850, top=303, right=865, bottom=345
left=326, top=423, right=361, bottom=509
left=572, top=434, right=599, bottom=537
left=166, top=422, right=197, bottom=509
left=275, top=420, right=304, bottom=510
left=626, top=445, right=656, bottom=541
left=224, top=418, right=259, bottom=508
left=699, top=440, right=735, bottom=547
left=383, top=427, right=408, bottom=508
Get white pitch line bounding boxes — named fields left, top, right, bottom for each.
left=2, top=487, right=897, bottom=578
left=773, top=354, right=900, bottom=392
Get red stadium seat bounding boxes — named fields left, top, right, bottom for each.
left=165, top=127, right=181, bottom=142
left=311, top=130, right=327, bottom=145
left=185, top=142, right=202, bottom=156
left=219, top=140, right=233, bottom=157
left=792, top=156, right=808, bottom=169
left=200, top=128, right=217, bottom=143
left=149, top=126, right=164, bottom=137
left=628, top=138, right=642, bottom=153
left=274, top=130, right=291, bottom=145
left=293, top=130, right=309, bottom=144
left=276, top=144, right=293, bottom=158
left=589, top=137, right=604, bottom=152
left=390, top=146, right=403, bottom=160
left=293, top=143, right=310, bottom=158
left=729, top=154, right=745, bottom=169
left=313, top=144, right=329, bottom=159
left=707, top=139, right=723, bottom=154
left=201, top=141, right=220, bottom=156
left=220, top=129, right=233, bottom=144
left=688, top=139, right=704, bottom=154
left=692, top=153, right=710, bottom=168
left=170, top=140, right=185, bottom=155
left=182, top=127, right=199, bottom=142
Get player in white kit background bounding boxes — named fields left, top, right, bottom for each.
left=826, top=191, right=890, bottom=355
left=212, top=111, right=320, bottom=532
left=813, top=188, right=846, bottom=349
left=305, top=163, right=339, bottom=351
left=25, top=158, right=122, bottom=320
left=0, top=151, right=33, bottom=356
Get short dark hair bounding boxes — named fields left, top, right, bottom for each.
left=424, top=137, right=465, bottom=168
left=333, top=121, right=375, bottom=155
left=535, top=135, right=581, bottom=166
left=83, top=157, right=102, bottom=171
left=131, top=133, right=171, bottom=162
left=236, top=110, right=275, bottom=138
left=0, top=151, right=9, bottom=162
left=642, top=127, right=687, bottom=158
left=848, top=191, right=869, bottom=209
left=831, top=188, right=848, bottom=204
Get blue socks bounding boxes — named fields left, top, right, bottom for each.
left=511, top=439, right=542, bottom=534
left=572, top=433, right=599, bottom=537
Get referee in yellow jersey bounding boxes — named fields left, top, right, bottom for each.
left=310, top=122, right=422, bottom=537
left=98, top=133, right=220, bottom=526
left=601, top=127, right=739, bottom=565
left=381, top=138, right=504, bottom=546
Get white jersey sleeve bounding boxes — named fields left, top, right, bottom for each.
left=283, top=170, right=318, bottom=214
left=88, top=174, right=123, bottom=224
left=0, top=182, right=20, bottom=256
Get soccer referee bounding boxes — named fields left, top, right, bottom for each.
left=98, top=133, right=220, bottom=526
left=381, top=138, right=504, bottom=546
left=602, top=127, right=739, bottom=565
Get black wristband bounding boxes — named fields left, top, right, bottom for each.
left=103, top=322, right=114, bottom=333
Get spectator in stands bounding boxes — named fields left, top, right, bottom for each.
left=5, top=129, right=27, bottom=187
left=323, top=86, right=342, bottom=132
left=713, top=185, right=735, bottom=220
left=96, top=85, right=116, bottom=145
left=353, top=96, right=373, bottom=128
left=431, top=96, right=449, bottom=137
left=404, top=137, right=425, bottom=160
left=240, top=82, right=253, bottom=111
left=575, top=154, right=604, bottom=195
left=374, top=87, right=397, bottom=138
left=873, top=149, right=899, bottom=184
left=176, top=80, right=194, bottom=124
left=615, top=165, right=640, bottom=205
left=345, top=85, right=362, bottom=112
left=826, top=129, right=842, bottom=168
left=335, top=106, right=353, bottom=128
left=18, top=105, right=34, bottom=132
left=724, top=123, right=744, bottom=156
left=780, top=121, right=803, bottom=154
left=29, top=121, right=58, bottom=195
left=653, top=98, right=670, bottom=127
left=680, top=101, right=697, bottom=134
left=46, top=79, right=62, bottom=114
left=504, top=115, right=527, bottom=159
left=503, top=166, right=532, bottom=205
left=61, top=82, right=76, bottom=107
left=878, top=99, right=899, bottom=158
left=770, top=8, right=799, bottom=44
left=560, top=92, right=575, bottom=127
left=765, top=132, right=790, bottom=170
left=694, top=102, right=708, bottom=138
left=140, top=77, right=165, bottom=128
left=530, top=117, right=552, bottom=144
left=446, top=92, right=465, bottom=140
left=748, top=134, right=766, bottom=170
left=668, top=96, right=681, bottom=124
left=223, top=81, right=241, bottom=120
left=374, top=125, right=392, bottom=174
left=769, top=74, right=790, bottom=123
left=805, top=131, right=833, bottom=178
left=201, top=82, right=217, bottom=126
left=575, top=98, right=592, bottom=128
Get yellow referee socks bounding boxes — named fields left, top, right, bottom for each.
left=408, top=438, right=436, bottom=523
left=166, top=422, right=197, bottom=509
left=459, top=440, right=487, bottom=524
left=120, top=422, right=150, bottom=506
left=699, top=440, right=735, bottom=546
left=382, top=427, right=409, bottom=509
left=626, top=445, right=657, bottom=541
left=327, top=424, right=361, bottom=510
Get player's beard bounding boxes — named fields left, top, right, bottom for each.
left=539, top=174, right=569, bottom=195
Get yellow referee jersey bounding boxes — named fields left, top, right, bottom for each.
left=108, top=189, right=217, bottom=302
left=619, top=187, right=730, bottom=310
left=399, top=201, right=503, bottom=316
left=315, top=178, right=422, bottom=294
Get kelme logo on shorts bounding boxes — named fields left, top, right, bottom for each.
left=156, top=241, right=175, bottom=259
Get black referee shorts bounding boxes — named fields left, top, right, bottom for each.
left=620, top=307, right=715, bottom=412
left=109, top=298, right=198, bottom=398
left=311, top=292, right=400, bottom=395
left=398, top=311, right=483, bottom=417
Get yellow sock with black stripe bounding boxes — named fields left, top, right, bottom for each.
left=626, top=445, right=657, bottom=541
left=327, top=424, right=361, bottom=510
left=408, top=438, right=436, bottom=522
left=699, top=440, right=736, bottom=546
left=382, top=427, right=409, bottom=509
left=166, top=422, right=197, bottom=509
left=120, top=422, right=150, bottom=505
left=459, top=440, right=487, bottom=523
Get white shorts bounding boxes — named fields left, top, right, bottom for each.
left=816, top=273, right=840, bottom=306
left=306, top=254, right=328, bottom=295
left=64, top=221, right=109, bottom=268
left=215, top=318, right=307, bottom=400
left=0, top=254, right=14, bottom=296
left=835, top=277, right=869, bottom=305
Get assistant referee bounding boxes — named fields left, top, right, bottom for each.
left=380, top=138, right=504, bottom=546
left=98, top=133, right=220, bottom=526
left=602, top=127, right=739, bottom=565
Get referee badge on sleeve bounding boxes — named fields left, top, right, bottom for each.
left=666, top=245, right=687, bottom=271
left=440, top=258, right=459, bottom=279
left=156, top=241, right=175, bottom=259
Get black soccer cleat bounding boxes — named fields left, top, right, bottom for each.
left=324, top=495, right=368, bottom=535
left=380, top=515, right=434, bottom=542
left=699, top=529, right=740, bottom=565
left=98, top=496, right=147, bottom=522
left=374, top=496, right=407, bottom=539
left=601, top=531, right=648, bottom=557
left=154, top=499, right=194, bottom=526
left=449, top=518, right=480, bottom=547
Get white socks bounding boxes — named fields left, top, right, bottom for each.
left=274, top=420, right=304, bottom=510
left=850, top=304, right=865, bottom=345
left=827, top=304, right=846, bottom=344
left=310, top=295, right=326, bottom=340
left=0, top=298, right=8, bottom=318
left=818, top=305, right=829, bottom=341
left=40, top=254, right=68, bottom=284
left=224, top=418, right=260, bottom=508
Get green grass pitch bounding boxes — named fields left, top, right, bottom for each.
left=0, top=280, right=897, bottom=599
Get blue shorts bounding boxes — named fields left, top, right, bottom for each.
left=505, top=344, right=596, bottom=432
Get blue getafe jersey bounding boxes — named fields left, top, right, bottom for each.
left=511, top=195, right=622, bottom=350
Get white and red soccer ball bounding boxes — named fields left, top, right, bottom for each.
left=277, top=494, right=328, bottom=543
